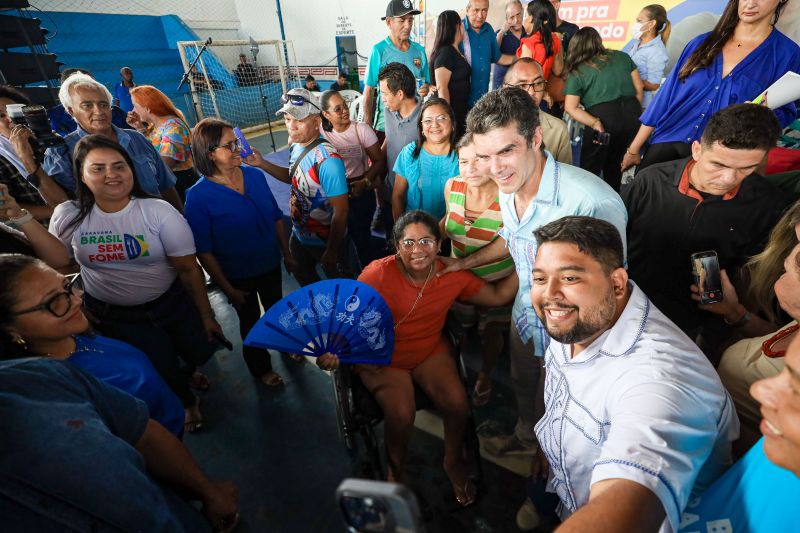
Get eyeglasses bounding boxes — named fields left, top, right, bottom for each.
left=421, top=115, right=450, bottom=127
left=12, top=273, right=83, bottom=318
left=282, top=93, right=322, bottom=112
left=400, top=238, right=437, bottom=250
left=327, top=104, right=348, bottom=114
left=505, top=80, right=547, bottom=93
left=211, top=139, right=242, bottom=153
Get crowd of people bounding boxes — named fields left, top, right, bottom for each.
left=1, top=0, right=800, bottom=530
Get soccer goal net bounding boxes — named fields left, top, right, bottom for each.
left=177, top=39, right=302, bottom=134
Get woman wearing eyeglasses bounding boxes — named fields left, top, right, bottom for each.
left=0, top=254, right=185, bottom=436
left=563, top=27, right=643, bottom=192
left=317, top=210, right=517, bottom=507
left=48, top=134, right=223, bottom=433
left=392, top=97, right=459, bottom=223
left=320, top=90, right=385, bottom=269
left=185, top=118, right=295, bottom=388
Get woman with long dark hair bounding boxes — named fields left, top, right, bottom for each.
left=392, top=98, right=459, bottom=222
left=48, top=134, right=222, bottom=433
left=517, top=0, right=563, bottom=81
left=563, top=27, right=643, bottom=191
left=430, top=10, right=471, bottom=138
left=622, top=0, right=800, bottom=172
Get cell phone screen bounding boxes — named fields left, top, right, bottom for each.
left=691, top=251, right=723, bottom=304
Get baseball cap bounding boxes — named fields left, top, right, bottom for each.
left=381, top=0, right=421, bottom=20
left=275, top=88, right=321, bottom=120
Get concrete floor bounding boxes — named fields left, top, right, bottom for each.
left=181, top=127, right=534, bottom=532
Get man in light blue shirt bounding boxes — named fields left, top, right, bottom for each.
left=460, top=0, right=513, bottom=106
left=441, top=88, right=627, bottom=462
left=363, top=0, right=430, bottom=133
left=43, top=73, right=180, bottom=210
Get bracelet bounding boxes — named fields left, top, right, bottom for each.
left=7, top=208, right=33, bottom=228
left=591, top=119, right=600, bottom=128
left=724, top=309, right=752, bottom=328
left=625, top=148, right=639, bottom=157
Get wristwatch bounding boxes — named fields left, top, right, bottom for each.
left=7, top=208, right=33, bottom=228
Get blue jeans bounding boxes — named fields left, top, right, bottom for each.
left=84, top=282, right=216, bottom=407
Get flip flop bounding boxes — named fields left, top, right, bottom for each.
left=189, top=371, right=211, bottom=392
left=453, top=478, right=478, bottom=508
left=261, top=371, right=285, bottom=387
left=472, top=384, right=492, bottom=407
left=184, top=396, right=203, bottom=433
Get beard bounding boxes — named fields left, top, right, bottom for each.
left=538, top=287, right=617, bottom=345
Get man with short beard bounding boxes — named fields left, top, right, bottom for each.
left=528, top=216, right=738, bottom=532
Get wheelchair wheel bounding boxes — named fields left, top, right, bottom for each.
left=330, top=369, right=357, bottom=450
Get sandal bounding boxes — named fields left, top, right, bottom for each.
left=189, top=371, right=211, bottom=392
left=452, top=478, right=478, bottom=508
left=184, top=396, right=203, bottom=433
left=260, top=371, right=284, bottom=387
left=472, top=383, right=492, bottom=407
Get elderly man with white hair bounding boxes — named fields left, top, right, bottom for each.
left=43, top=73, right=181, bottom=210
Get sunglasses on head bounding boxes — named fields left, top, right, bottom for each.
left=282, top=93, right=321, bottom=112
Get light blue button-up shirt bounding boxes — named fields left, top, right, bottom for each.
left=622, top=37, right=668, bottom=109
left=44, top=124, right=177, bottom=196
left=497, top=152, right=628, bottom=354
left=460, top=17, right=501, bottom=107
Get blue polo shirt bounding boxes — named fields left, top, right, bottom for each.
left=184, top=164, right=284, bottom=280
left=641, top=29, right=800, bottom=144
left=43, top=124, right=177, bottom=196
left=460, top=17, right=501, bottom=106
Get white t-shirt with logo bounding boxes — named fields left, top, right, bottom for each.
left=50, top=198, right=196, bottom=306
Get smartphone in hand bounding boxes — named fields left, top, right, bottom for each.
left=691, top=250, right=723, bottom=305
left=233, top=127, right=254, bottom=158
left=592, top=130, right=611, bottom=145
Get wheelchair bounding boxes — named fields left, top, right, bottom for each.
left=329, top=321, right=483, bottom=484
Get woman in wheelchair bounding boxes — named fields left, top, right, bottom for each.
left=317, top=210, right=517, bottom=507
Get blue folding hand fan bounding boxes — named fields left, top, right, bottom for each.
left=244, top=279, right=394, bottom=365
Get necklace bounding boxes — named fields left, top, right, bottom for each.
left=762, top=324, right=799, bottom=358
left=30, top=336, right=104, bottom=359
left=394, top=262, right=434, bottom=329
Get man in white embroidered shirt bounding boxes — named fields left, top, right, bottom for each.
left=528, top=216, right=738, bottom=532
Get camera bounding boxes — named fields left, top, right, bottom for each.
left=336, top=479, right=425, bottom=533
left=6, top=103, right=66, bottom=158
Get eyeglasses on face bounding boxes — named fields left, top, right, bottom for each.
left=211, top=139, right=242, bottom=153
left=326, top=104, right=348, bottom=114
left=399, top=238, right=437, bottom=250
left=12, top=273, right=83, bottom=318
left=282, top=93, right=322, bottom=112
left=421, top=115, right=450, bottom=127
left=505, top=80, right=547, bottom=93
